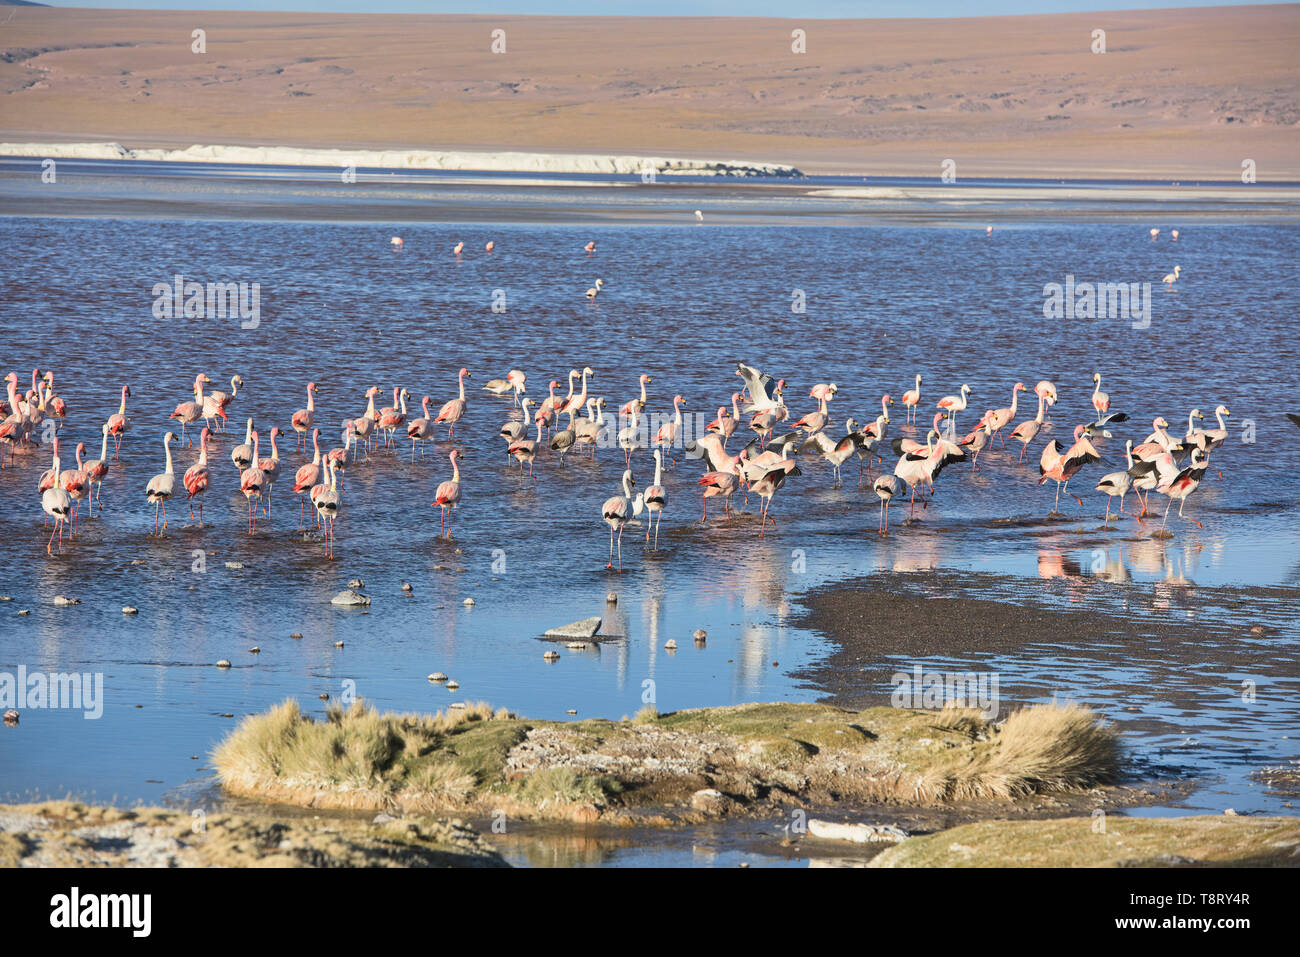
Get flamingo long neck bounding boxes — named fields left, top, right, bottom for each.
left=231, top=377, right=240, bottom=397
left=1187, top=411, right=1198, bottom=435
left=99, top=429, right=110, bottom=461
left=1034, top=393, right=1046, bottom=424
left=451, top=453, right=461, bottom=483
left=915, top=374, right=922, bottom=390
left=198, top=436, right=208, bottom=466
left=673, top=397, right=683, bottom=425
left=1094, top=377, right=1103, bottom=399
left=653, top=452, right=663, bottom=487
left=459, top=372, right=467, bottom=402
left=535, top=419, right=543, bottom=442
left=52, top=452, right=61, bottom=485
left=880, top=395, right=888, bottom=417
left=595, top=403, right=605, bottom=427
left=311, top=431, right=321, bottom=464
left=579, top=370, right=590, bottom=401
left=1124, top=440, right=1134, bottom=469
left=195, top=377, right=206, bottom=402
left=250, top=434, right=260, bottom=466
left=307, top=385, right=316, bottom=412
left=365, top=391, right=377, bottom=418
left=399, top=392, right=408, bottom=415
left=270, top=431, right=279, bottom=461
left=164, top=438, right=174, bottom=475
left=329, top=459, right=338, bottom=491
left=244, top=420, right=253, bottom=444
left=118, top=388, right=128, bottom=416
left=1008, top=387, right=1019, bottom=417
left=1216, top=408, right=1227, bottom=430
left=623, top=473, right=634, bottom=498
left=639, top=378, right=648, bottom=403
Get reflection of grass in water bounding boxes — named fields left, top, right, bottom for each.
left=215, top=698, right=1121, bottom=818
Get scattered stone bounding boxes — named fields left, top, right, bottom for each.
left=455, top=567, right=468, bottom=573
left=606, top=592, right=618, bottom=604
left=290, top=632, right=303, bottom=639
left=17, top=610, right=29, bottom=616
left=225, top=561, right=243, bottom=569
left=566, top=709, right=577, bottom=715
left=0, top=595, right=10, bottom=601
left=373, top=813, right=397, bottom=824
left=122, top=606, right=139, bottom=615
left=130, top=559, right=145, bottom=565
left=665, top=639, right=677, bottom=650
left=331, top=589, right=370, bottom=606
left=3, top=710, right=18, bottom=726
left=216, top=659, right=232, bottom=669
left=348, top=578, right=365, bottom=590
left=449, top=702, right=466, bottom=710
left=433, top=564, right=448, bottom=571
left=435, top=604, right=445, bottom=610
left=1249, top=625, right=1268, bottom=635
left=462, top=598, right=475, bottom=606
left=693, top=629, right=706, bottom=642
left=53, top=595, right=80, bottom=606
left=248, top=646, right=260, bottom=654
left=454, top=548, right=463, bottom=556
left=564, top=641, right=589, bottom=650
left=807, top=819, right=909, bottom=844
left=544, top=617, right=601, bottom=639
left=333, top=640, right=344, bottom=648
left=543, top=651, right=560, bottom=661
left=319, top=693, right=329, bottom=700
left=691, top=788, right=729, bottom=814
left=1225, top=808, right=1238, bottom=816
left=428, top=672, right=448, bottom=682
left=772, top=661, right=779, bottom=667
left=401, top=582, right=413, bottom=592
left=445, top=680, right=459, bottom=690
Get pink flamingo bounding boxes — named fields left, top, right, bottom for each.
left=145, top=432, right=177, bottom=535
left=643, top=448, right=667, bottom=548
left=377, top=387, right=410, bottom=447
left=106, top=384, right=131, bottom=457
left=82, top=424, right=111, bottom=513
left=239, top=431, right=265, bottom=534
left=1091, top=372, right=1110, bottom=417
left=183, top=427, right=211, bottom=525
left=431, top=449, right=464, bottom=538
left=1038, top=425, right=1101, bottom=512
left=42, top=371, right=67, bottom=420
left=350, top=387, right=381, bottom=457
left=901, top=374, right=922, bottom=423
left=873, top=474, right=906, bottom=534
left=620, top=374, right=652, bottom=418
left=1, top=373, right=25, bottom=467
left=169, top=374, right=211, bottom=449
left=453, top=241, right=464, bottom=256
left=292, top=382, right=319, bottom=451
left=654, top=394, right=687, bottom=466
left=257, top=426, right=283, bottom=514
left=936, top=384, right=972, bottom=438
left=434, top=368, right=471, bottom=440
left=985, top=381, right=1026, bottom=446
left=584, top=240, right=596, bottom=253
left=293, top=428, right=322, bottom=529
left=61, top=442, right=90, bottom=537
left=698, top=466, right=739, bottom=523
left=508, top=417, right=542, bottom=485
left=601, top=469, right=636, bottom=569
left=41, top=438, right=72, bottom=554
left=315, top=458, right=342, bottom=558
left=205, top=374, right=242, bottom=433
left=406, top=396, right=434, bottom=460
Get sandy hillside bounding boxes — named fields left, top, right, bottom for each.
left=0, top=4, right=1296, bottom=178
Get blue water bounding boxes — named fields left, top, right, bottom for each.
left=1, top=206, right=1297, bottom=846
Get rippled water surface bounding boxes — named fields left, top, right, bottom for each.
left=1, top=184, right=1298, bottom=858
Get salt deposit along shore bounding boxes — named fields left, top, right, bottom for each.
left=0, top=142, right=802, bottom=178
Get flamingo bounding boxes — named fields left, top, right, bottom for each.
left=1171, top=229, right=1180, bottom=241
left=145, top=432, right=178, bottom=535
left=735, top=363, right=784, bottom=414
left=500, top=397, right=533, bottom=451
left=106, top=384, right=131, bottom=457
left=584, top=240, right=597, bottom=253
left=574, top=398, right=609, bottom=458
left=183, top=427, right=212, bottom=525
left=231, top=418, right=254, bottom=470
left=643, top=448, right=667, bottom=549
left=809, top=382, right=838, bottom=403
left=801, top=418, right=860, bottom=488
left=204, top=374, right=241, bottom=433
left=562, top=367, right=595, bottom=417
left=434, top=368, right=471, bottom=440
left=453, top=241, right=464, bottom=256
left=42, top=370, right=66, bottom=421
left=508, top=417, right=543, bottom=485
left=851, top=413, right=891, bottom=483
left=873, top=473, right=906, bottom=534
left=82, top=424, right=111, bottom=513
left=293, top=428, right=323, bottom=528
left=698, top=465, right=739, bottom=523
left=1156, top=448, right=1208, bottom=531
left=751, top=460, right=799, bottom=538
left=1038, top=425, right=1101, bottom=512
left=901, top=374, right=922, bottom=423
left=1162, top=265, right=1181, bottom=289
left=391, top=236, right=403, bottom=249
left=985, top=382, right=1026, bottom=446
left=792, top=395, right=830, bottom=437
left=315, top=458, right=342, bottom=558
left=350, top=387, right=382, bottom=456
left=1149, top=228, right=1160, bottom=240
left=1034, top=380, right=1058, bottom=423
left=1133, top=417, right=1183, bottom=461
left=483, top=370, right=526, bottom=405
left=620, top=374, right=652, bottom=418
left=961, top=416, right=993, bottom=471
left=257, top=426, right=283, bottom=514
left=169, top=373, right=211, bottom=449
left=431, top=449, right=463, bottom=538
left=617, top=407, right=644, bottom=465
left=40, top=437, right=72, bottom=554
left=1128, top=450, right=1177, bottom=518
left=239, top=431, right=265, bottom=534
left=0, top=372, right=23, bottom=466
left=485, top=240, right=495, bottom=253
left=61, top=442, right=89, bottom=537
left=936, top=384, right=972, bottom=438
left=586, top=278, right=605, bottom=301
left=377, top=387, right=410, bottom=447
left=551, top=409, right=578, bottom=464
left=1009, top=390, right=1047, bottom=463
left=292, top=382, right=319, bottom=450
left=1091, top=372, right=1110, bottom=417
left=1095, top=440, right=1135, bottom=524
left=406, top=396, right=434, bottom=461
left=601, top=469, right=637, bottom=569
left=654, top=394, right=687, bottom=465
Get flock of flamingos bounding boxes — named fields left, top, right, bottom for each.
left=4, top=349, right=1230, bottom=567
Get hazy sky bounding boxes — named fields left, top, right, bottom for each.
left=34, top=1, right=1292, bottom=17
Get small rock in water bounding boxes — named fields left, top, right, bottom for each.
left=544, top=617, right=601, bottom=639
left=1249, top=625, right=1267, bottom=635
left=348, top=578, right=365, bottom=590
left=290, top=632, right=303, bottom=639
left=334, top=640, right=344, bottom=648
left=665, top=639, right=677, bottom=650
left=0, top=595, right=11, bottom=601
left=693, top=629, right=707, bottom=642
left=807, top=819, right=908, bottom=844
left=216, top=659, right=232, bottom=668
left=401, top=582, right=413, bottom=592
left=543, top=650, right=560, bottom=661
left=449, top=702, right=466, bottom=710
left=248, top=646, right=260, bottom=654
left=454, top=548, right=463, bottom=556
left=462, top=597, right=475, bottom=606
left=130, top=559, right=145, bottom=565
left=319, top=693, right=330, bottom=700
left=53, top=595, right=80, bottom=606
left=17, top=609, right=29, bottom=616
left=433, top=564, right=448, bottom=571
left=428, top=672, right=448, bottom=682
left=605, top=592, right=618, bottom=604
left=331, top=589, right=370, bottom=606
left=691, top=788, right=728, bottom=814
left=567, top=709, right=577, bottom=715
left=1224, top=808, right=1238, bottom=816
left=445, top=680, right=459, bottom=690
left=225, top=561, right=244, bottom=570
left=122, top=606, right=139, bottom=615
left=455, top=567, right=468, bottom=573
left=565, top=641, right=589, bottom=650
left=772, top=661, right=779, bottom=667
left=3, top=710, right=19, bottom=726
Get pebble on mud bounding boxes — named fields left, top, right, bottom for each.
left=122, top=606, right=139, bottom=615
left=543, top=650, right=560, bottom=661
left=693, top=629, right=706, bottom=642
left=216, top=659, right=232, bottom=668
left=53, top=595, right=80, bottom=606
